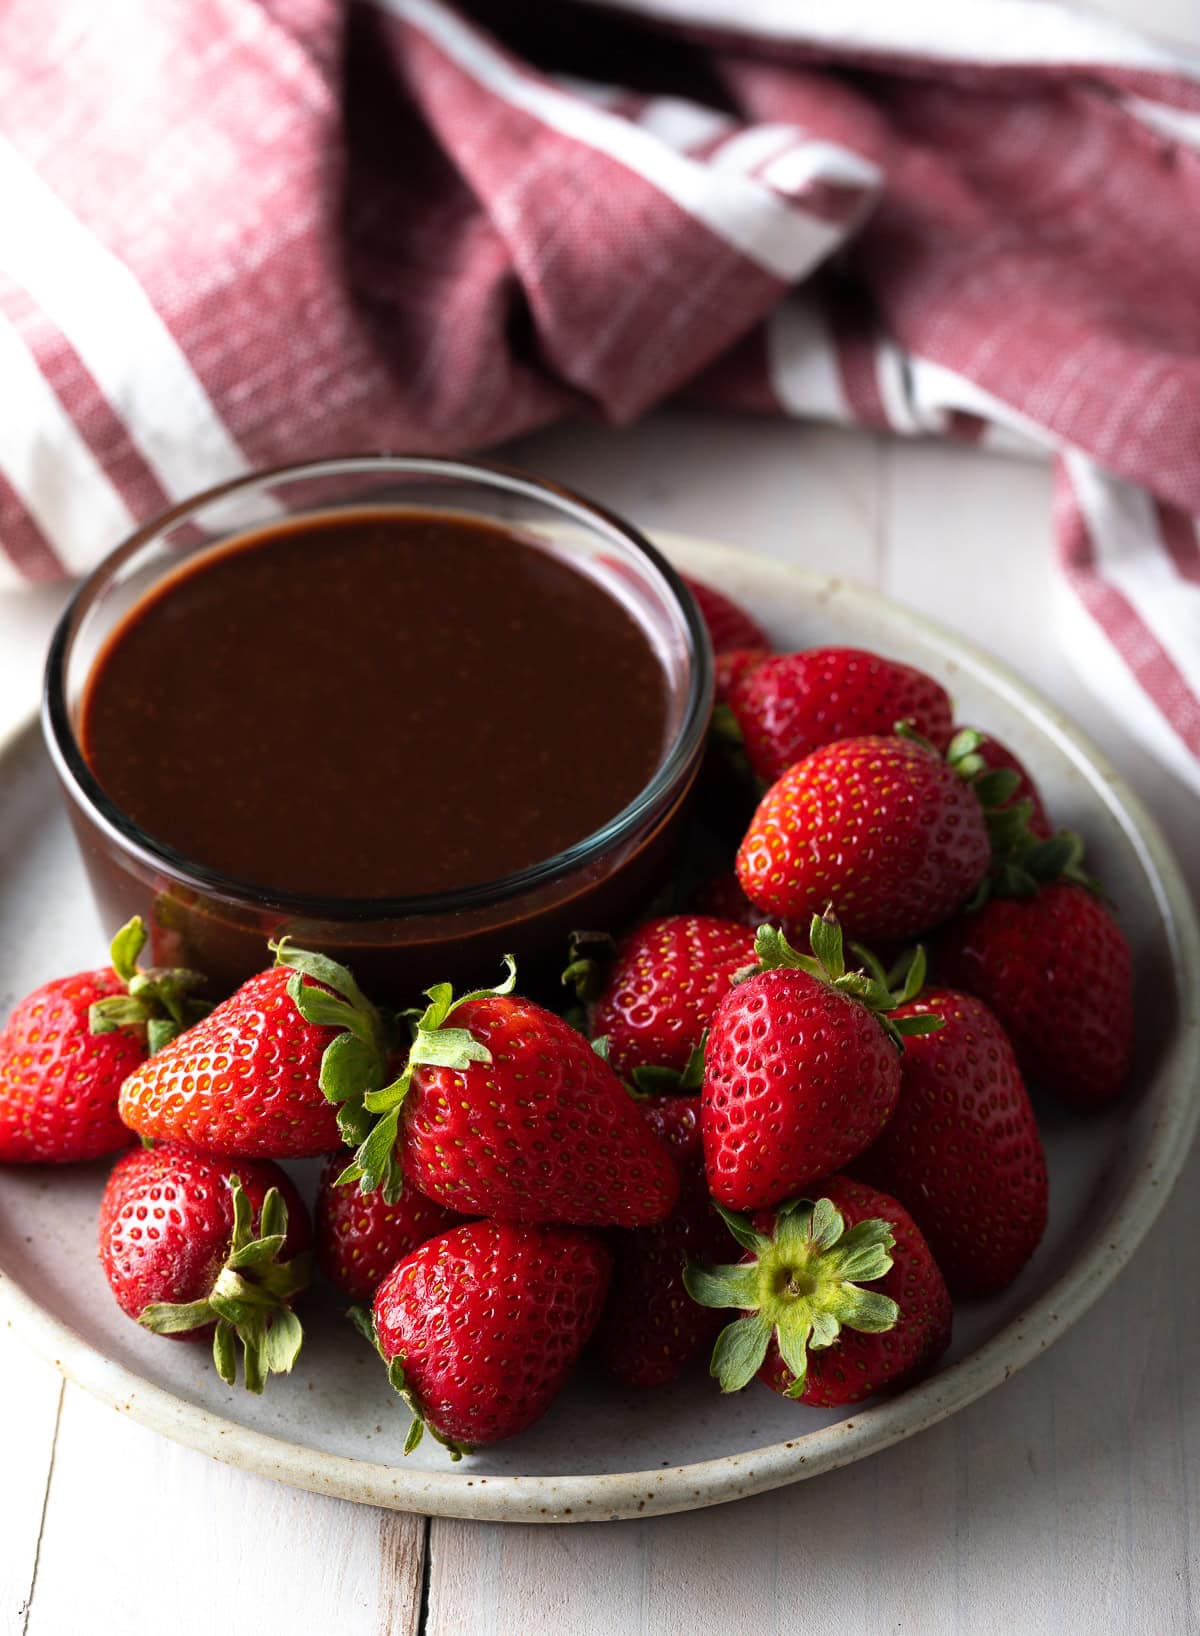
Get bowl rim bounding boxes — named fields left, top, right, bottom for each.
left=6, top=534, right=1199, bottom=1525
left=40, top=455, right=713, bottom=917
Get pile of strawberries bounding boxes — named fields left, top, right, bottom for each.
left=0, top=580, right=1134, bottom=1458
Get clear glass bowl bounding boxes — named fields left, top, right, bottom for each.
left=42, top=456, right=713, bottom=999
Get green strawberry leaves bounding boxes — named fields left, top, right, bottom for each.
left=629, top=1035, right=707, bottom=1096
left=561, top=930, right=617, bottom=1004
left=745, top=915, right=942, bottom=1048
left=347, top=1305, right=471, bottom=1460
left=942, top=728, right=1105, bottom=907
left=684, top=1195, right=900, bottom=1398
left=271, top=939, right=394, bottom=1154
left=88, top=916, right=211, bottom=1054
left=139, top=1177, right=312, bottom=1394
left=335, top=957, right=519, bottom=1204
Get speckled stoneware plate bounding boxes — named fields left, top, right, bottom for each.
left=2, top=535, right=1198, bottom=1524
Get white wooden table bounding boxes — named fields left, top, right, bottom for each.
left=2, top=407, right=1198, bottom=1636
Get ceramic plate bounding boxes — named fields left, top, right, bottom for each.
left=1, top=535, right=1197, bottom=1524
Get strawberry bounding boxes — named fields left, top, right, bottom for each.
left=685, top=1175, right=951, bottom=1406
left=682, top=576, right=766, bottom=654
left=855, top=988, right=1048, bottom=1295
left=737, top=734, right=990, bottom=942
left=727, top=647, right=954, bottom=785
left=594, top=1096, right=729, bottom=1389
left=701, top=918, right=941, bottom=1210
left=938, top=883, right=1133, bottom=1108
left=316, top=1151, right=463, bottom=1302
left=0, top=918, right=207, bottom=1165
left=341, top=960, right=680, bottom=1224
left=98, top=1143, right=312, bottom=1392
left=714, top=646, right=769, bottom=707
left=574, top=914, right=756, bottom=1083
left=359, top=1220, right=611, bottom=1455
left=118, top=942, right=392, bottom=1159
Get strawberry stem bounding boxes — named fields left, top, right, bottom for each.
left=684, top=1196, right=899, bottom=1397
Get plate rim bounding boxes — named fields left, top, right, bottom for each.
left=2, top=534, right=1197, bottom=1524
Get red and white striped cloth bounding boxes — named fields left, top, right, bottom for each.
left=3, top=0, right=1199, bottom=789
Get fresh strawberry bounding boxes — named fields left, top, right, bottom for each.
left=727, top=647, right=954, bottom=785
left=98, top=1144, right=312, bottom=1392
left=682, top=576, right=767, bottom=654
left=316, top=1151, right=463, bottom=1302
left=118, top=943, right=392, bottom=1159
left=701, top=918, right=941, bottom=1210
left=360, top=1220, right=611, bottom=1455
left=737, top=734, right=990, bottom=942
left=714, top=646, right=769, bottom=707
left=938, top=883, right=1133, bottom=1108
left=575, top=914, right=756, bottom=1083
left=855, top=988, right=1048, bottom=1295
left=341, top=960, right=680, bottom=1224
left=595, top=1096, right=729, bottom=1389
left=0, top=918, right=207, bottom=1165
left=686, top=1175, right=951, bottom=1406
left=955, top=728, right=1052, bottom=839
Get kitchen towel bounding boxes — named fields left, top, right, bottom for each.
left=2, top=0, right=1199, bottom=789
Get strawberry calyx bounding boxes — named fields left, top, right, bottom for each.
left=738, top=916, right=943, bottom=1049
left=683, top=1195, right=900, bottom=1398
left=629, top=1035, right=707, bottom=1097
left=271, top=939, right=393, bottom=1152
left=336, top=956, right=519, bottom=1203
left=138, top=1176, right=312, bottom=1394
left=347, top=1305, right=471, bottom=1460
left=896, top=724, right=1103, bottom=907
left=560, top=930, right=618, bottom=1004
left=88, top=917, right=211, bottom=1055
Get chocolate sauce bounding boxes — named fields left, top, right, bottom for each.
left=80, top=509, right=670, bottom=899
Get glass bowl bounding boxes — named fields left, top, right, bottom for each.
left=42, top=456, right=713, bottom=1000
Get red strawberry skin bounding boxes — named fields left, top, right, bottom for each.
left=682, top=577, right=766, bottom=654
left=373, top=1220, right=611, bottom=1446
left=595, top=1097, right=729, bottom=1389
left=757, top=1175, right=952, bottom=1406
left=403, top=996, right=680, bottom=1226
left=0, top=968, right=141, bottom=1164
left=855, top=989, right=1048, bottom=1296
left=589, top=914, right=757, bottom=1081
left=702, top=967, right=901, bottom=1210
left=714, top=647, right=769, bottom=707
left=966, top=730, right=1052, bottom=838
left=737, top=735, right=990, bottom=942
left=98, top=1144, right=311, bottom=1335
left=938, top=886, right=1133, bottom=1108
left=729, top=648, right=954, bottom=785
left=118, top=967, right=342, bottom=1157
left=317, top=1152, right=462, bottom=1303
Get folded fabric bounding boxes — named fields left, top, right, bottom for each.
left=1, top=0, right=1198, bottom=789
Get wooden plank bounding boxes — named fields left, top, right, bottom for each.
left=0, top=1330, right=62, bottom=1636
left=23, top=1385, right=425, bottom=1636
